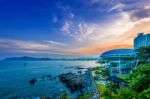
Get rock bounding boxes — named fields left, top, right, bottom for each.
left=29, top=78, right=37, bottom=84
left=58, top=73, right=85, bottom=92
left=46, top=74, right=52, bottom=78
left=54, top=77, right=57, bottom=79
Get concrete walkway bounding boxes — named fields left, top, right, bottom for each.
left=84, top=68, right=100, bottom=99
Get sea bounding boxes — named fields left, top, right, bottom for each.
left=0, top=60, right=98, bottom=98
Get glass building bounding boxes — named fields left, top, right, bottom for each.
left=134, top=33, right=150, bottom=49
left=99, top=33, right=150, bottom=75
left=99, top=49, right=138, bottom=75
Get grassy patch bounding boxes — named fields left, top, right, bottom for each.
left=96, top=84, right=106, bottom=98
left=117, top=75, right=129, bottom=80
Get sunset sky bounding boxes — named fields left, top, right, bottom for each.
left=0, top=0, right=150, bottom=58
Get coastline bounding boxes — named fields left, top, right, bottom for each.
left=0, top=60, right=98, bottom=98
left=88, top=68, right=100, bottom=99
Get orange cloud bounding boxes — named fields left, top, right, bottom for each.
left=71, top=18, right=150, bottom=56
left=73, top=43, right=132, bottom=56
left=119, top=18, right=150, bottom=41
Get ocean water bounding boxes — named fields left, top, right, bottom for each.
left=0, top=60, right=98, bottom=98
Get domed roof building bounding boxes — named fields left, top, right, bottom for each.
left=99, top=33, right=150, bottom=75
left=101, top=49, right=136, bottom=56
left=99, top=49, right=138, bottom=75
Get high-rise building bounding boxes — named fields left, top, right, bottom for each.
left=134, top=33, right=150, bottom=49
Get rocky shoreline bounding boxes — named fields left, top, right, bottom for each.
left=58, top=68, right=100, bottom=99
left=58, top=72, right=85, bottom=93
left=26, top=68, right=99, bottom=99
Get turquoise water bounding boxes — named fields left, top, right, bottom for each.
left=0, top=61, right=97, bottom=98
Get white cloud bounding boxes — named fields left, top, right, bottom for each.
left=66, top=17, right=150, bottom=56
left=60, top=21, right=72, bottom=35
left=108, top=3, right=125, bottom=12
left=0, top=39, right=68, bottom=55
left=144, top=5, right=150, bottom=10
left=46, top=40, right=67, bottom=46
left=60, top=11, right=136, bottom=47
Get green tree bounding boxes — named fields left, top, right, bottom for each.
left=139, top=86, right=150, bottom=99
left=117, top=88, right=138, bottom=99
left=100, top=69, right=110, bottom=77
left=130, top=64, right=150, bottom=92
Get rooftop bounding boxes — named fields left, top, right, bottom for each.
left=101, top=49, right=136, bottom=56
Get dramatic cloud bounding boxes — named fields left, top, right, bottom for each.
left=60, top=10, right=150, bottom=56
left=68, top=18, right=150, bottom=56
left=119, top=0, right=150, bottom=20
left=0, top=0, right=150, bottom=58
left=60, top=11, right=134, bottom=43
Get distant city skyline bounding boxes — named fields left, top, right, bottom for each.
left=0, top=0, right=150, bottom=58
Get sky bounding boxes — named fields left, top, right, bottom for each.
left=0, top=0, right=150, bottom=58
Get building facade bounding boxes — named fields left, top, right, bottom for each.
left=99, top=33, right=150, bottom=75
left=134, top=33, right=150, bottom=49
left=99, top=49, right=137, bottom=75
